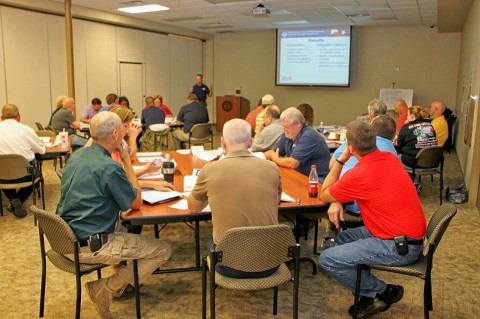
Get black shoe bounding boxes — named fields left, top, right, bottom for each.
left=377, top=284, right=404, bottom=311
left=6, top=204, right=14, bottom=213
left=348, top=296, right=386, bottom=318
left=12, top=198, right=27, bottom=218
left=317, top=237, right=336, bottom=254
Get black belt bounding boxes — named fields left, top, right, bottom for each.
left=387, top=237, right=424, bottom=245
left=78, top=233, right=110, bottom=251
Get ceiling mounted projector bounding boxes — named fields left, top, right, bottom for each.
left=251, top=4, right=270, bottom=17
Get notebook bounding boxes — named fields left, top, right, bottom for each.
left=141, top=190, right=181, bottom=204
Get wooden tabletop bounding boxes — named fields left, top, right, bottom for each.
left=121, top=151, right=328, bottom=225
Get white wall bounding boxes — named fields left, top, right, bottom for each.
left=0, top=5, right=206, bottom=128
left=213, top=27, right=461, bottom=126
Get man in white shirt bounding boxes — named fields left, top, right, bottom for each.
left=0, top=104, right=46, bottom=217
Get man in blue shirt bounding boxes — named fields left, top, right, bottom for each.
left=57, top=111, right=171, bottom=319
left=189, top=74, right=212, bottom=105
left=265, top=107, right=330, bottom=178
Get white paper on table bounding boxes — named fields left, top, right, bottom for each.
left=53, top=136, right=61, bottom=146
left=80, top=123, right=90, bottom=130
left=169, top=199, right=211, bottom=212
left=44, top=142, right=53, bottom=147
left=196, top=152, right=217, bottom=162
left=191, top=145, right=204, bottom=156
left=39, top=137, right=51, bottom=143
left=281, top=192, right=296, bottom=202
left=183, top=175, right=198, bottom=192
left=206, top=149, right=222, bottom=157
left=137, top=152, right=163, bottom=157
left=176, top=149, right=191, bottom=155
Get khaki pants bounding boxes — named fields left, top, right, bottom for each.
left=79, top=231, right=171, bottom=291
left=172, top=128, right=190, bottom=149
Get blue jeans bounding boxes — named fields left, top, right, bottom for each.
left=319, top=226, right=422, bottom=298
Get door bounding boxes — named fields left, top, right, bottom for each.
left=119, top=62, right=144, bottom=118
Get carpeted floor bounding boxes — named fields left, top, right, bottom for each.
left=0, top=149, right=478, bottom=319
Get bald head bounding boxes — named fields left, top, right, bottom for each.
left=1, top=104, right=20, bottom=120
left=63, top=98, right=75, bottom=111
left=222, top=119, right=252, bottom=150
left=430, top=100, right=446, bottom=118
left=90, top=111, right=122, bottom=140
left=394, top=99, right=408, bottom=115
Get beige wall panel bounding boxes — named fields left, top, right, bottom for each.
left=0, top=9, right=8, bottom=106
left=169, top=37, right=189, bottom=114
left=145, top=32, right=170, bottom=108
left=205, top=40, right=214, bottom=119
left=72, top=19, right=88, bottom=111
left=47, top=14, right=67, bottom=113
left=85, top=21, right=117, bottom=103
left=116, top=27, right=145, bottom=63
left=454, top=0, right=480, bottom=206
left=213, top=27, right=460, bottom=126
left=2, top=7, right=50, bottom=128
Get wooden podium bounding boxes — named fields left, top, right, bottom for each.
left=216, top=96, right=250, bottom=131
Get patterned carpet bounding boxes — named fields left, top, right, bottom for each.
left=0, top=150, right=478, bottom=319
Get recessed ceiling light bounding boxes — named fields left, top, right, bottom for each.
left=118, top=4, right=169, bottom=14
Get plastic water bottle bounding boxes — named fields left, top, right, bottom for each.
left=318, top=122, right=324, bottom=135
left=308, top=165, right=319, bottom=198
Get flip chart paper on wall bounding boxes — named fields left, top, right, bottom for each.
left=379, top=89, right=414, bottom=110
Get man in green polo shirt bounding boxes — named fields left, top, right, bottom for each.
left=57, top=111, right=171, bottom=319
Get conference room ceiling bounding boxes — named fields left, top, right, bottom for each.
left=47, top=0, right=458, bottom=34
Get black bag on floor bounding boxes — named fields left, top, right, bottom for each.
left=446, top=184, right=468, bottom=204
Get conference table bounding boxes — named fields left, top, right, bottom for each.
left=37, top=135, right=71, bottom=168
left=121, top=151, right=330, bottom=274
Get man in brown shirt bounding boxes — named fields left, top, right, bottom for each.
left=187, top=119, right=282, bottom=246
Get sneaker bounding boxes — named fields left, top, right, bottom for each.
left=317, top=237, right=336, bottom=254
left=348, top=296, right=386, bottom=318
left=111, top=284, right=135, bottom=299
left=415, top=183, right=422, bottom=196
left=11, top=198, right=27, bottom=218
left=85, top=279, right=113, bottom=319
left=378, top=284, right=404, bottom=311
left=6, top=204, right=14, bottom=213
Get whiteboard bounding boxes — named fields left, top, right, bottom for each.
left=379, top=89, right=414, bottom=110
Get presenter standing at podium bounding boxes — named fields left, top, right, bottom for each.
left=189, top=74, right=213, bottom=106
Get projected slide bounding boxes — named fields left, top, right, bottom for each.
left=276, top=27, right=352, bottom=87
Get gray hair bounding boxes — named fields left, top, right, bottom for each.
left=280, top=107, right=305, bottom=125
left=265, top=105, right=281, bottom=120
left=62, top=97, right=75, bottom=109
left=367, top=99, right=387, bottom=117
left=222, top=119, right=251, bottom=148
left=90, top=111, right=122, bottom=140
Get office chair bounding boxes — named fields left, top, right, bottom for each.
left=202, top=224, right=301, bottom=319
left=352, top=204, right=457, bottom=319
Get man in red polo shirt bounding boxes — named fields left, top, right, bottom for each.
left=319, top=120, right=426, bottom=319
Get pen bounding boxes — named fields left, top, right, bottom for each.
left=297, top=198, right=301, bottom=205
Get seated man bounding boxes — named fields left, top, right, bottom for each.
left=319, top=114, right=398, bottom=251
left=80, top=98, right=102, bottom=124
left=141, top=96, right=165, bottom=128
left=319, top=120, right=426, bottom=318
left=51, top=97, right=81, bottom=134
left=187, top=119, right=281, bottom=277
left=251, top=105, right=283, bottom=152
left=394, top=98, right=409, bottom=135
left=430, top=99, right=449, bottom=147
left=172, top=94, right=209, bottom=149
left=99, top=93, right=118, bottom=112
left=0, top=104, right=46, bottom=217
left=265, top=107, right=330, bottom=179
left=57, top=112, right=171, bottom=319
